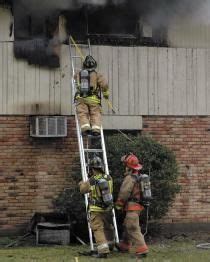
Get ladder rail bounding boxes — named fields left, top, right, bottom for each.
left=69, top=36, right=119, bottom=249
left=69, top=42, right=94, bottom=251
left=100, top=127, right=119, bottom=244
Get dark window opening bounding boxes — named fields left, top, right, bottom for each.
left=10, top=0, right=168, bottom=67
left=63, top=4, right=168, bottom=47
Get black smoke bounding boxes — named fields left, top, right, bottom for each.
left=12, top=0, right=209, bottom=40
left=10, top=0, right=209, bottom=67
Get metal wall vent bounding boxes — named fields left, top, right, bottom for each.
left=30, top=116, right=67, bottom=137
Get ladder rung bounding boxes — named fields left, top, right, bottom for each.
left=84, top=149, right=103, bottom=153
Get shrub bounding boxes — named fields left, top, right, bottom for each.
left=105, top=133, right=180, bottom=220
left=54, top=133, right=180, bottom=239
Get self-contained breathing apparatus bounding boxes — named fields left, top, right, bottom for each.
left=89, top=156, right=113, bottom=208
left=79, top=69, right=90, bottom=97
left=74, top=55, right=102, bottom=103
left=129, top=173, right=152, bottom=207
left=138, top=173, right=152, bottom=207
left=79, top=55, right=97, bottom=97
left=89, top=174, right=113, bottom=208
left=97, top=176, right=113, bottom=207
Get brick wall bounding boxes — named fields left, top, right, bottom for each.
left=0, top=115, right=210, bottom=234
left=142, top=116, right=210, bottom=224
left=0, top=116, right=78, bottom=234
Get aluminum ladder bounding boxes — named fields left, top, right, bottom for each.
left=68, top=36, right=119, bottom=251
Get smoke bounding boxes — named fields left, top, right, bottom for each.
left=137, top=0, right=210, bottom=27
left=13, top=0, right=210, bottom=39
left=15, top=0, right=210, bottom=25
left=15, top=0, right=125, bottom=15
left=13, top=0, right=210, bottom=67
left=191, top=0, right=210, bottom=25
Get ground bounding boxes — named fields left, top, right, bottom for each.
left=0, top=234, right=209, bottom=262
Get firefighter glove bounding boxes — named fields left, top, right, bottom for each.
left=115, top=204, right=123, bottom=211
left=103, top=93, right=109, bottom=100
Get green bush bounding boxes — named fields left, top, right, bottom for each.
left=53, top=171, right=89, bottom=240
left=54, top=190, right=89, bottom=241
left=105, top=134, right=180, bottom=220
left=54, top=133, right=180, bottom=239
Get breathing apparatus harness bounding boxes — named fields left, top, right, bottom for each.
left=88, top=156, right=113, bottom=209
left=129, top=172, right=152, bottom=208
left=74, top=69, right=102, bottom=104
left=89, top=173, right=113, bottom=209
left=74, top=54, right=102, bottom=104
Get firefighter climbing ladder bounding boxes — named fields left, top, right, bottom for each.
left=69, top=36, right=119, bottom=251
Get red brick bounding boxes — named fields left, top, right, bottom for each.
left=0, top=116, right=77, bottom=232
left=143, top=116, right=210, bottom=224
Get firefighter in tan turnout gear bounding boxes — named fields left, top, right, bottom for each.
left=79, top=156, right=114, bottom=258
left=74, top=55, right=109, bottom=136
left=115, top=153, right=149, bottom=259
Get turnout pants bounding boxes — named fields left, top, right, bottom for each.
left=76, top=102, right=102, bottom=132
left=90, top=211, right=114, bottom=254
left=119, top=211, right=148, bottom=255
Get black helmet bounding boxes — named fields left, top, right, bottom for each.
left=83, top=55, right=97, bottom=70
left=89, top=156, right=104, bottom=170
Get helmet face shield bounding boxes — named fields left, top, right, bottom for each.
left=83, top=55, right=97, bottom=70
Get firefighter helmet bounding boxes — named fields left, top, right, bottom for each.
left=89, top=156, right=104, bottom=170
left=83, top=55, right=97, bottom=70
left=121, top=153, right=142, bottom=170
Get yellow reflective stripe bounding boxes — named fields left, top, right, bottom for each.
left=89, top=205, right=106, bottom=212
left=103, top=90, right=109, bottom=96
left=92, top=125, right=101, bottom=130
left=75, top=95, right=101, bottom=105
left=90, top=185, right=97, bottom=199
left=108, top=180, right=113, bottom=194
left=81, top=124, right=91, bottom=129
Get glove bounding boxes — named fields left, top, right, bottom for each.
left=115, top=204, right=123, bottom=211
left=103, top=94, right=109, bottom=100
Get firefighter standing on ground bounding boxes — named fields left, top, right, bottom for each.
left=115, top=153, right=149, bottom=258
left=74, top=55, right=109, bottom=136
left=79, top=156, right=115, bottom=258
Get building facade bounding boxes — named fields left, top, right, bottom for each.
left=0, top=6, right=210, bottom=234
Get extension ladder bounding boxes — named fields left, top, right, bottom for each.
left=69, top=36, right=119, bottom=251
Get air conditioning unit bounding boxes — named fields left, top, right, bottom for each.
left=30, top=116, right=67, bottom=137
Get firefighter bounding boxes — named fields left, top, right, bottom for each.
left=115, top=153, right=149, bottom=259
left=74, top=55, right=109, bottom=136
left=79, top=156, right=114, bottom=258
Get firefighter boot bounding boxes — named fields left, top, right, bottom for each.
left=115, top=242, right=131, bottom=253
left=91, top=125, right=101, bottom=136
left=81, top=124, right=91, bottom=136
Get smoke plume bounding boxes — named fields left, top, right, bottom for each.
left=142, top=0, right=209, bottom=27
left=15, top=0, right=210, bottom=26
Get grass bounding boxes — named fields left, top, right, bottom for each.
left=0, top=239, right=209, bottom=262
